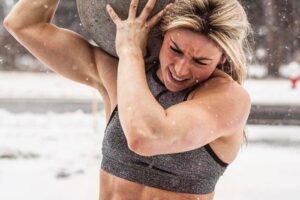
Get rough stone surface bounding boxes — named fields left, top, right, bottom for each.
left=77, top=0, right=173, bottom=63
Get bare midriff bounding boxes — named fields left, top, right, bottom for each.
left=99, top=169, right=214, bottom=200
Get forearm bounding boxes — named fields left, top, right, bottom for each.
left=117, top=50, right=166, bottom=144
left=3, top=0, right=59, bottom=31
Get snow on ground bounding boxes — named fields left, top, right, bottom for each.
left=0, top=110, right=300, bottom=200
left=0, top=110, right=104, bottom=200
left=215, top=143, right=300, bottom=200
left=1, top=71, right=300, bottom=105
left=244, top=79, right=300, bottom=105
left=0, top=72, right=99, bottom=100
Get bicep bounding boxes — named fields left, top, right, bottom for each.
left=148, top=84, right=251, bottom=155
left=161, top=101, right=219, bottom=153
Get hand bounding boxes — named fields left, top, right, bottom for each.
left=106, top=0, right=170, bottom=57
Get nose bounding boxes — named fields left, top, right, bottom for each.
left=174, top=59, right=191, bottom=78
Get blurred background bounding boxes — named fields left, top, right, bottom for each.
left=0, top=0, right=300, bottom=200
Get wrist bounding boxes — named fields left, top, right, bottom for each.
left=117, top=47, right=144, bottom=59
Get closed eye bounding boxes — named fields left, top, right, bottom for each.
left=170, top=46, right=183, bottom=54
left=194, top=59, right=208, bottom=65
left=170, top=44, right=208, bottom=66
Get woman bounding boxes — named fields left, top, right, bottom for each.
left=4, top=0, right=251, bottom=199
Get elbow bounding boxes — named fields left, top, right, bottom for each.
left=3, top=16, right=20, bottom=32
left=125, top=127, right=156, bottom=157
left=127, top=137, right=147, bottom=156
left=127, top=140, right=154, bottom=157
left=3, top=15, right=30, bottom=33
left=3, top=17, right=12, bottom=31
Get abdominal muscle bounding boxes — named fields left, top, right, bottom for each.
left=99, top=169, right=214, bottom=200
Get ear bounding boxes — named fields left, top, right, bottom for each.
left=219, top=53, right=227, bottom=65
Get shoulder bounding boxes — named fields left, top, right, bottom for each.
left=191, top=75, right=251, bottom=135
left=194, top=73, right=250, bottom=103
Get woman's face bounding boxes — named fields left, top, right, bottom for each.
left=157, top=28, right=225, bottom=92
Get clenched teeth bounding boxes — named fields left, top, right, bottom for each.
left=171, top=73, right=186, bottom=82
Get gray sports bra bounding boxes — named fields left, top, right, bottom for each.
left=101, top=63, right=228, bottom=194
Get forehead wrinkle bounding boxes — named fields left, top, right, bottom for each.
left=170, top=34, right=218, bottom=61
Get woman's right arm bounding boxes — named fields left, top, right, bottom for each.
left=3, top=0, right=118, bottom=94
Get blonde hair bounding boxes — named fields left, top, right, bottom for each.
left=161, top=0, right=252, bottom=84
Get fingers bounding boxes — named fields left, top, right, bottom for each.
left=147, top=3, right=172, bottom=28
left=139, top=0, right=157, bottom=21
left=128, top=0, right=139, bottom=18
left=146, top=9, right=163, bottom=28
left=106, top=4, right=121, bottom=24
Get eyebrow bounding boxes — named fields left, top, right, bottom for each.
left=170, top=37, right=213, bottom=61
